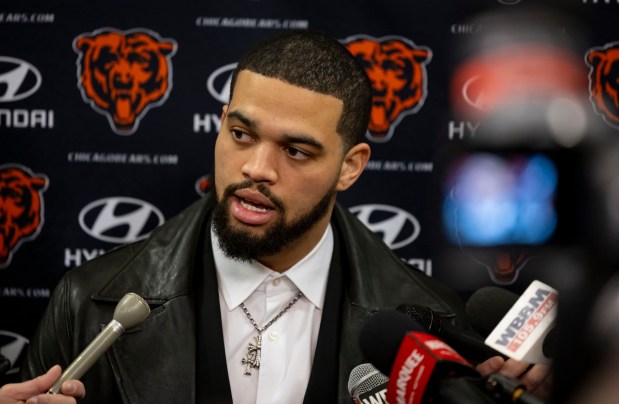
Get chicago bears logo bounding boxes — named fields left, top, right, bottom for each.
left=343, top=35, right=432, bottom=142
left=73, top=28, right=177, bottom=135
left=466, top=247, right=534, bottom=285
left=195, top=174, right=212, bottom=197
left=0, top=165, right=48, bottom=268
left=586, top=42, right=619, bottom=129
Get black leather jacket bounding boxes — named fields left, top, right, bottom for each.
left=22, top=193, right=467, bottom=403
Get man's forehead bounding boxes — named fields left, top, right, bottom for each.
left=226, top=70, right=345, bottom=150
left=232, top=70, right=343, bottom=105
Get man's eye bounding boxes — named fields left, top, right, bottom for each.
left=231, top=129, right=251, bottom=142
left=285, top=147, right=310, bottom=160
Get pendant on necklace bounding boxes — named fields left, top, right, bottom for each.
left=242, top=334, right=262, bottom=375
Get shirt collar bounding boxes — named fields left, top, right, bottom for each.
left=211, top=224, right=333, bottom=311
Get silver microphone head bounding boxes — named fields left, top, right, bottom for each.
left=348, top=363, right=389, bottom=399
left=112, top=292, right=150, bottom=329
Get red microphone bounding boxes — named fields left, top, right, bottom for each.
left=387, top=330, right=480, bottom=404
left=359, top=310, right=543, bottom=404
left=360, top=310, right=491, bottom=404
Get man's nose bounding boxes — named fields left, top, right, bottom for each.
left=241, top=144, right=278, bottom=184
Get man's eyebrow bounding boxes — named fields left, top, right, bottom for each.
left=281, top=134, right=324, bottom=151
left=226, top=110, right=256, bottom=128
left=227, top=109, right=325, bottom=151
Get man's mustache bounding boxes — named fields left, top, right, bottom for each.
left=223, top=180, right=285, bottom=211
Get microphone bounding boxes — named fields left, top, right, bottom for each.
left=359, top=310, right=544, bottom=404
left=347, top=363, right=388, bottom=404
left=396, top=304, right=504, bottom=364
left=48, top=292, right=150, bottom=394
left=359, top=309, right=494, bottom=404
left=476, top=281, right=558, bottom=364
left=466, top=286, right=520, bottom=338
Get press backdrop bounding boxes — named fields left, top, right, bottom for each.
left=2, top=0, right=619, bottom=382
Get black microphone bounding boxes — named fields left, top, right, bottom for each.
left=466, top=286, right=519, bottom=338
left=359, top=310, right=544, bottom=404
left=347, top=363, right=388, bottom=404
left=396, top=304, right=505, bottom=364
left=359, top=310, right=492, bottom=404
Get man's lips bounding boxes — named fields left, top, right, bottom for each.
left=229, top=189, right=277, bottom=225
left=234, top=189, right=276, bottom=209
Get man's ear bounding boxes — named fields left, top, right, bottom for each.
left=336, top=143, right=371, bottom=191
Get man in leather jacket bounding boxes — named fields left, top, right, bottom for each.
left=21, top=30, right=549, bottom=403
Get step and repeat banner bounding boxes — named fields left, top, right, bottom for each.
left=2, top=0, right=619, bottom=382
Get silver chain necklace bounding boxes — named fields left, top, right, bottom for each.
left=240, top=291, right=304, bottom=375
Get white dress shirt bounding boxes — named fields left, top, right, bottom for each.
left=211, top=224, right=334, bottom=404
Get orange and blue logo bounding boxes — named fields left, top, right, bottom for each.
left=73, top=28, right=177, bottom=135
left=0, top=165, right=48, bottom=268
left=344, top=35, right=432, bottom=142
left=586, top=41, right=619, bottom=129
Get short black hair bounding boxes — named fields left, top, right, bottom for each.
left=230, top=30, right=372, bottom=150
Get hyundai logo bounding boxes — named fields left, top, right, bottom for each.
left=78, top=197, right=165, bottom=244
left=0, top=330, right=29, bottom=375
left=349, top=204, right=420, bottom=250
left=0, top=56, right=42, bottom=102
left=462, top=74, right=489, bottom=112
left=206, top=62, right=237, bottom=104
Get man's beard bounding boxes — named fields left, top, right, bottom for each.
left=212, top=179, right=336, bottom=262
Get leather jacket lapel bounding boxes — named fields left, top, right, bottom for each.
left=195, top=220, right=233, bottom=403
left=91, top=197, right=215, bottom=403
left=107, top=296, right=197, bottom=403
left=304, top=231, right=343, bottom=403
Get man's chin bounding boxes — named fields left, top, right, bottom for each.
left=216, top=229, right=281, bottom=262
